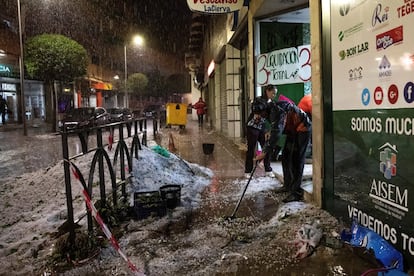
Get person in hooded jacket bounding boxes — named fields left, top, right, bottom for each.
left=244, top=84, right=277, bottom=178
left=244, top=97, right=270, bottom=178
left=256, top=97, right=311, bottom=203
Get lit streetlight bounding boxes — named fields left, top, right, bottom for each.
left=17, top=0, right=27, bottom=135
left=124, top=35, right=144, bottom=108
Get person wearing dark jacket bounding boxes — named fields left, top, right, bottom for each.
left=256, top=98, right=311, bottom=203
left=0, top=95, right=7, bottom=125
left=244, top=84, right=277, bottom=178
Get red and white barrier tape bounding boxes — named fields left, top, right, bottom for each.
left=68, top=161, right=145, bottom=276
left=108, top=129, right=114, bottom=151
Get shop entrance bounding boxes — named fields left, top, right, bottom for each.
left=254, top=6, right=312, bottom=190
left=2, top=92, right=17, bottom=123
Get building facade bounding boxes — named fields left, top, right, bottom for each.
left=188, top=0, right=414, bottom=265
left=0, top=0, right=191, bottom=124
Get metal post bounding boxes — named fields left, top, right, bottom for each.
left=61, top=131, right=76, bottom=247
left=124, top=45, right=128, bottom=108
left=17, top=0, right=27, bottom=136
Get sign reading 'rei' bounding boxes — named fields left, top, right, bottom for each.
left=186, top=0, right=243, bottom=14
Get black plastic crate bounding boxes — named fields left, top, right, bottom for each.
left=160, top=184, right=181, bottom=209
left=133, top=191, right=166, bottom=220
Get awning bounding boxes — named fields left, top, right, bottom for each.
left=86, top=77, right=113, bottom=91
left=92, top=82, right=113, bottom=90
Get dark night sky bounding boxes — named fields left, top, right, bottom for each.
left=23, top=0, right=194, bottom=59
left=131, top=0, right=193, bottom=57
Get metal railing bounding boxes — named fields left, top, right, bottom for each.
left=60, top=117, right=158, bottom=247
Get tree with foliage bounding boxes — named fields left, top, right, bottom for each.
left=127, top=72, right=148, bottom=98
left=166, top=73, right=191, bottom=95
left=146, top=69, right=167, bottom=99
left=25, top=34, right=88, bottom=132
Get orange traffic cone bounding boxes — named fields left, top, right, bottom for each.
left=168, top=133, right=177, bottom=152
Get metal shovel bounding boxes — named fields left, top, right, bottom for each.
left=228, top=160, right=259, bottom=220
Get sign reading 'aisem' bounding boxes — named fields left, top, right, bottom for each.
left=186, top=0, right=243, bottom=14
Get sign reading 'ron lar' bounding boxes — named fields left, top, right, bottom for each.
left=186, top=0, right=243, bottom=14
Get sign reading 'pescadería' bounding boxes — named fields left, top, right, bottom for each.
left=186, top=0, right=243, bottom=14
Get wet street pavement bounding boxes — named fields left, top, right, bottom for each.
left=0, top=117, right=395, bottom=275
left=146, top=119, right=383, bottom=275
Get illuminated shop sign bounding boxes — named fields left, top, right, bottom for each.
left=187, top=0, right=243, bottom=14
left=1, top=83, right=16, bottom=91
left=0, top=64, right=12, bottom=73
left=207, top=60, right=215, bottom=77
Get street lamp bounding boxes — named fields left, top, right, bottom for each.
left=17, top=0, right=27, bottom=135
left=124, top=35, right=144, bottom=108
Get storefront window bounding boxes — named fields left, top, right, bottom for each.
left=255, top=8, right=310, bottom=103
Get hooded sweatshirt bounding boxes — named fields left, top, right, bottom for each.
left=263, top=100, right=311, bottom=154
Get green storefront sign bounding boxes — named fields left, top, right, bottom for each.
left=0, top=63, right=17, bottom=78
left=333, top=109, right=413, bottom=257
left=325, top=0, right=414, bottom=264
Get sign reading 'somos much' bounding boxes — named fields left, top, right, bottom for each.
left=186, top=0, right=243, bottom=14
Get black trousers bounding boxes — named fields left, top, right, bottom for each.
left=282, top=131, right=311, bottom=197
left=244, top=127, right=272, bottom=173
left=197, top=114, right=204, bottom=125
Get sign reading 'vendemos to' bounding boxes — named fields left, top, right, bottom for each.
left=186, top=0, right=243, bottom=14
left=330, top=0, right=414, bottom=264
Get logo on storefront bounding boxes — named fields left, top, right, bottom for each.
left=369, top=143, right=408, bottom=218
left=388, top=84, right=398, bottom=104
left=374, top=86, right=383, bottom=105
left=361, top=88, right=370, bottom=106
left=371, top=3, right=389, bottom=29
left=403, top=81, right=414, bottom=103
left=339, top=0, right=369, bottom=16
left=187, top=0, right=243, bottom=13
left=376, top=26, right=403, bottom=50
left=368, top=144, right=408, bottom=219
left=379, top=143, right=397, bottom=179
left=397, top=1, right=414, bottom=18
left=349, top=66, right=363, bottom=81
left=339, top=42, right=369, bottom=60
left=378, top=55, right=392, bottom=78
left=339, top=3, right=350, bottom=16
left=338, top=22, right=364, bottom=42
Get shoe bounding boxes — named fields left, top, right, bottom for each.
left=244, top=173, right=251, bottom=179
left=274, top=186, right=289, bottom=193
left=265, top=171, right=276, bottom=178
left=282, top=194, right=303, bottom=203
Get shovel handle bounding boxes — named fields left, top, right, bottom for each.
left=229, top=160, right=259, bottom=219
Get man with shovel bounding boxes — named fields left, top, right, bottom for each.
left=256, top=96, right=311, bottom=203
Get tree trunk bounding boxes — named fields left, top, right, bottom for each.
left=44, top=80, right=57, bottom=132
left=44, top=81, right=53, bottom=124
left=51, top=82, right=57, bottom=133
